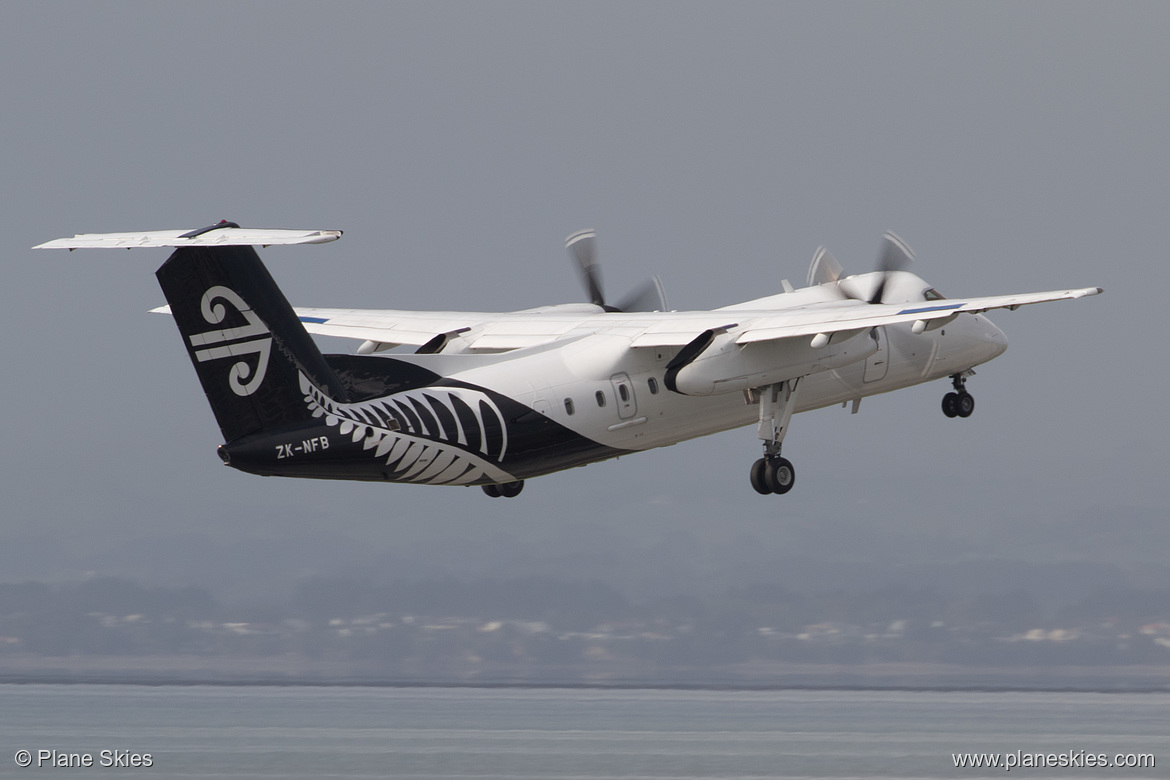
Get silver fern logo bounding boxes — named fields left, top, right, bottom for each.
left=187, top=286, right=272, bottom=397
left=299, top=374, right=516, bottom=485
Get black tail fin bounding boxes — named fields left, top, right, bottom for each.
left=155, top=245, right=349, bottom=443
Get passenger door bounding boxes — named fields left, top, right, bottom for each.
left=609, top=373, right=637, bottom=419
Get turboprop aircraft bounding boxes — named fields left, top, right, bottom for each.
left=35, top=223, right=1101, bottom=498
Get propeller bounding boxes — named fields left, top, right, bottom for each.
left=566, top=229, right=606, bottom=308
left=820, top=231, right=917, bottom=305
left=565, top=230, right=669, bottom=312
left=615, top=276, right=669, bottom=313
left=867, top=231, right=916, bottom=304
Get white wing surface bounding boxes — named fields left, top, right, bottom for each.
left=731, top=287, right=1103, bottom=344
left=292, top=287, right=1102, bottom=350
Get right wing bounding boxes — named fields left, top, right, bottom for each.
left=287, top=287, right=1103, bottom=352
left=729, top=287, right=1103, bottom=344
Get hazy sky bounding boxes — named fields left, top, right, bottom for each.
left=3, top=2, right=1164, bottom=598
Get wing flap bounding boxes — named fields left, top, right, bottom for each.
left=294, top=308, right=600, bottom=350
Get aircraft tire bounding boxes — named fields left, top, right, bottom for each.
left=499, top=480, right=525, bottom=498
left=767, top=457, right=795, bottom=494
left=750, top=458, right=771, bottom=495
left=482, top=484, right=502, bottom=498
left=942, top=392, right=959, bottom=418
left=956, top=392, right=975, bottom=418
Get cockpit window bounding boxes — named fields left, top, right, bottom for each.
left=923, top=288, right=947, bottom=301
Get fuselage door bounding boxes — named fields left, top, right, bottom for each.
left=610, top=373, right=637, bottom=419
left=863, top=327, right=889, bottom=383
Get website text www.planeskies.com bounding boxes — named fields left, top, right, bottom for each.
left=953, top=750, right=1154, bottom=771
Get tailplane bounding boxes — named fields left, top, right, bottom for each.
left=35, top=224, right=347, bottom=444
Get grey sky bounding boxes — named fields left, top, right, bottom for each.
left=3, top=2, right=1163, bottom=598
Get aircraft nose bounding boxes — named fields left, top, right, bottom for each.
left=981, top=317, right=1009, bottom=359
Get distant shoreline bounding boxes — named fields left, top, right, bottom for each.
left=2, top=657, right=1169, bottom=694
left=4, top=679, right=1170, bottom=694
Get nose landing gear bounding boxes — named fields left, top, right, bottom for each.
left=942, top=372, right=975, bottom=418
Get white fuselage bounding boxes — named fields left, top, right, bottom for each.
left=411, top=286, right=1009, bottom=476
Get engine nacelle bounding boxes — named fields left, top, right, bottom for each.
left=665, top=328, right=876, bottom=396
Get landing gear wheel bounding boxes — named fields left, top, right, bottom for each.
left=750, top=458, right=771, bottom=495
left=498, top=480, right=525, bottom=498
left=766, top=457, right=795, bottom=494
left=945, top=373, right=975, bottom=419
left=942, top=392, right=959, bottom=418
left=482, top=484, right=501, bottom=498
left=955, top=392, right=974, bottom=418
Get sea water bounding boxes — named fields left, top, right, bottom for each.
left=2, top=685, right=1165, bottom=778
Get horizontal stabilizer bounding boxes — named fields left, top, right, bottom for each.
left=34, top=226, right=342, bottom=250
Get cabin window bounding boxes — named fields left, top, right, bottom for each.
left=618, top=384, right=630, bottom=402
left=595, top=390, right=606, bottom=408
left=564, top=398, right=575, bottom=415
left=647, top=377, right=659, bottom=394
left=924, top=287, right=947, bottom=301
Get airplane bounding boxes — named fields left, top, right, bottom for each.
left=35, top=222, right=1101, bottom=498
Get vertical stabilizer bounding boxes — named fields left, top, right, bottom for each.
left=155, top=245, right=349, bottom=443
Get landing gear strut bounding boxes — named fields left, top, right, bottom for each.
left=482, top=480, right=524, bottom=498
left=750, top=379, right=800, bottom=495
left=942, top=372, right=975, bottom=418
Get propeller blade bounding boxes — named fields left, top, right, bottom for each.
left=807, top=246, right=844, bottom=288
left=878, top=231, right=916, bottom=274
left=565, top=229, right=606, bottom=308
left=565, top=229, right=668, bottom=313
left=615, top=276, right=670, bottom=313
left=868, top=231, right=916, bottom=304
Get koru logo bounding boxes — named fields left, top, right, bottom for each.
left=187, top=286, right=272, bottom=397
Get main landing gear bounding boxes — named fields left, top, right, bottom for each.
left=482, top=480, right=524, bottom=498
left=941, top=372, right=975, bottom=418
left=749, top=379, right=800, bottom=496
left=750, top=454, right=795, bottom=495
